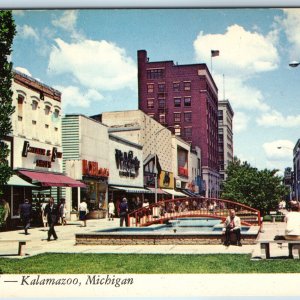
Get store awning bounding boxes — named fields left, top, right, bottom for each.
left=162, top=189, right=187, bottom=197
left=181, top=189, right=200, bottom=197
left=18, top=170, right=86, bottom=188
left=146, top=187, right=168, bottom=194
left=7, top=175, right=37, bottom=187
left=110, top=185, right=152, bottom=194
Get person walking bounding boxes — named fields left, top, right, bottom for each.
left=119, top=197, right=129, bottom=227
left=59, top=198, right=67, bottom=226
left=44, top=197, right=59, bottom=241
left=19, top=199, right=32, bottom=235
left=79, top=199, right=89, bottom=227
left=108, top=199, right=115, bottom=221
left=1, top=199, right=10, bottom=229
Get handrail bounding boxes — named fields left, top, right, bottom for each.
left=127, top=197, right=261, bottom=228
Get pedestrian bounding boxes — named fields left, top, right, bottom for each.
left=79, top=199, right=89, bottom=227
left=285, top=201, right=300, bottom=240
left=108, top=199, right=115, bottom=221
left=19, top=199, right=32, bottom=235
left=119, top=197, right=129, bottom=227
left=44, top=197, right=59, bottom=241
left=41, top=200, right=48, bottom=227
left=59, top=198, right=67, bottom=226
left=0, top=199, right=10, bottom=229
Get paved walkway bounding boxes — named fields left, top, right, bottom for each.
left=0, top=219, right=289, bottom=259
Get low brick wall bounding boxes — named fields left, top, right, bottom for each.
left=75, top=233, right=258, bottom=245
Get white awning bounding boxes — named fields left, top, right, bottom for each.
left=7, top=175, right=37, bottom=187
left=162, top=189, right=187, bottom=197
left=110, top=185, right=152, bottom=194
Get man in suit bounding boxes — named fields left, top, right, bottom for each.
left=44, top=197, right=59, bottom=241
left=19, top=199, right=32, bottom=235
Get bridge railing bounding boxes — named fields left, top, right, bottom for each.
left=127, top=197, right=261, bottom=228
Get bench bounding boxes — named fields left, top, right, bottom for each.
left=258, top=239, right=300, bottom=259
left=269, top=211, right=284, bottom=223
left=0, top=239, right=30, bottom=256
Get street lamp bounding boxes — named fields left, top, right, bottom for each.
left=289, top=61, right=300, bottom=68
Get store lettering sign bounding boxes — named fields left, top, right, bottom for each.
left=22, top=141, right=62, bottom=168
left=82, top=160, right=109, bottom=178
left=115, top=149, right=140, bottom=178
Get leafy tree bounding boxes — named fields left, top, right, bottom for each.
left=0, top=10, right=16, bottom=197
left=221, top=157, right=288, bottom=215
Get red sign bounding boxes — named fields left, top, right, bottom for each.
left=82, top=160, right=109, bottom=178
left=178, top=166, right=188, bottom=177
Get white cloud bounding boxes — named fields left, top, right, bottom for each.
left=263, top=139, right=294, bottom=161
left=257, top=110, right=300, bottom=127
left=48, top=38, right=137, bottom=92
left=17, top=24, right=39, bottom=40
left=55, top=85, right=103, bottom=109
left=281, top=9, right=300, bottom=60
left=214, top=74, right=269, bottom=112
left=15, top=67, right=32, bottom=77
left=51, top=10, right=83, bottom=40
left=233, top=111, right=250, bottom=133
left=193, top=24, right=279, bottom=77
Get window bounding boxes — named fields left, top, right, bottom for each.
left=183, top=127, right=192, bottom=138
left=158, top=98, right=165, bottom=109
left=40, top=92, right=44, bottom=100
left=54, top=109, right=59, bottom=118
left=17, top=94, right=24, bottom=117
left=147, top=98, right=154, bottom=109
left=147, top=69, right=164, bottom=79
left=184, top=81, right=191, bottom=91
left=174, top=113, right=181, bottom=122
left=45, top=105, right=51, bottom=115
left=173, top=82, right=180, bottom=92
left=175, top=126, right=181, bottom=136
left=159, top=114, right=166, bottom=124
left=158, top=83, right=165, bottom=92
left=184, top=112, right=192, bottom=123
left=32, top=100, right=38, bottom=110
left=184, top=97, right=191, bottom=107
left=174, top=98, right=181, bottom=107
left=147, top=84, right=154, bottom=93
left=218, top=110, right=223, bottom=120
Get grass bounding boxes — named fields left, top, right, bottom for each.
left=1, top=253, right=300, bottom=274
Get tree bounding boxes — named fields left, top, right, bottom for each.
left=221, top=157, right=288, bottom=215
left=0, top=10, right=16, bottom=196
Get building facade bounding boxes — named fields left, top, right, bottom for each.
left=137, top=50, right=219, bottom=197
left=218, top=100, right=234, bottom=182
left=293, top=140, right=300, bottom=201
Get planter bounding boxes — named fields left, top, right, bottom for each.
left=87, top=210, right=107, bottom=219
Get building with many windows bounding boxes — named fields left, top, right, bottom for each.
left=218, top=100, right=234, bottom=183
left=137, top=50, right=219, bottom=197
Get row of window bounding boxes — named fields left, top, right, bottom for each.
left=174, top=112, right=192, bottom=123
left=147, top=81, right=191, bottom=93
left=147, top=97, right=192, bottom=109
left=17, top=94, right=60, bottom=118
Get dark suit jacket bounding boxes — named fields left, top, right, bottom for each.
left=44, top=203, right=59, bottom=224
left=20, top=202, right=32, bottom=220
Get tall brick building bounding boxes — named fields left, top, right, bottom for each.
left=137, top=50, right=219, bottom=197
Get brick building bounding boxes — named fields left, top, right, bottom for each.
left=137, top=50, right=219, bottom=197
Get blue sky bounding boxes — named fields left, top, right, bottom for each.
left=10, top=9, right=300, bottom=174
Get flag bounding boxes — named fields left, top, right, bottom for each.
left=211, top=50, right=220, bottom=57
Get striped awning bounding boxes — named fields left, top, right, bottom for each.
left=162, top=189, right=187, bottom=197
left=181, top=189, right=200, bottom=197
left=110, top=185, right=152, bottom=194
left=146, top=187, right=168, bottom=194
left=7, top=175, right=37, bottom=187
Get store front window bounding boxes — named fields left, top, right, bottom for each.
left=80, top=181, right=107, bottom=211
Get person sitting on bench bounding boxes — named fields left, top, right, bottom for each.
left=223, top=209, right=242, bottom=246
left=285, top=201, right=300, bottom=240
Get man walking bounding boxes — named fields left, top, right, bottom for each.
left=119, top=197, right=129, bottom=227
left=44, top=197, right=59, bottom=241
left=19, top=199, right=32, bottom=235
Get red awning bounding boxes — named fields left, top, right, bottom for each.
left=18, top=170, right=86, bottom=188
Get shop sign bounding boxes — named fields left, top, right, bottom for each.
left=178, top=166, right=188, bottom=177
left=176, top=179, right=181, bottom=188
left=115, top=149, right=140, bottom=178
left=22, top=140, right=62, bottom=168
left=159, top=171, right=174, bottom=189
left=82, top=160, right=109, bottom=178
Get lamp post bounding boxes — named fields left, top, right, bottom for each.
left=289, top=61, right=300, bottom=68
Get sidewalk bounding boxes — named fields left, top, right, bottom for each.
left=0, top=219, right=288, bottom=259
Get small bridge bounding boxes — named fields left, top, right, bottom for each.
left=127, top=197, right=261, bottom=227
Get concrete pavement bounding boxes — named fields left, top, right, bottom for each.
left=0, top=218, right=290, bottom=259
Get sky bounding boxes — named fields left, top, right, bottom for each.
left=10, top=8, right=300, bottom=175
